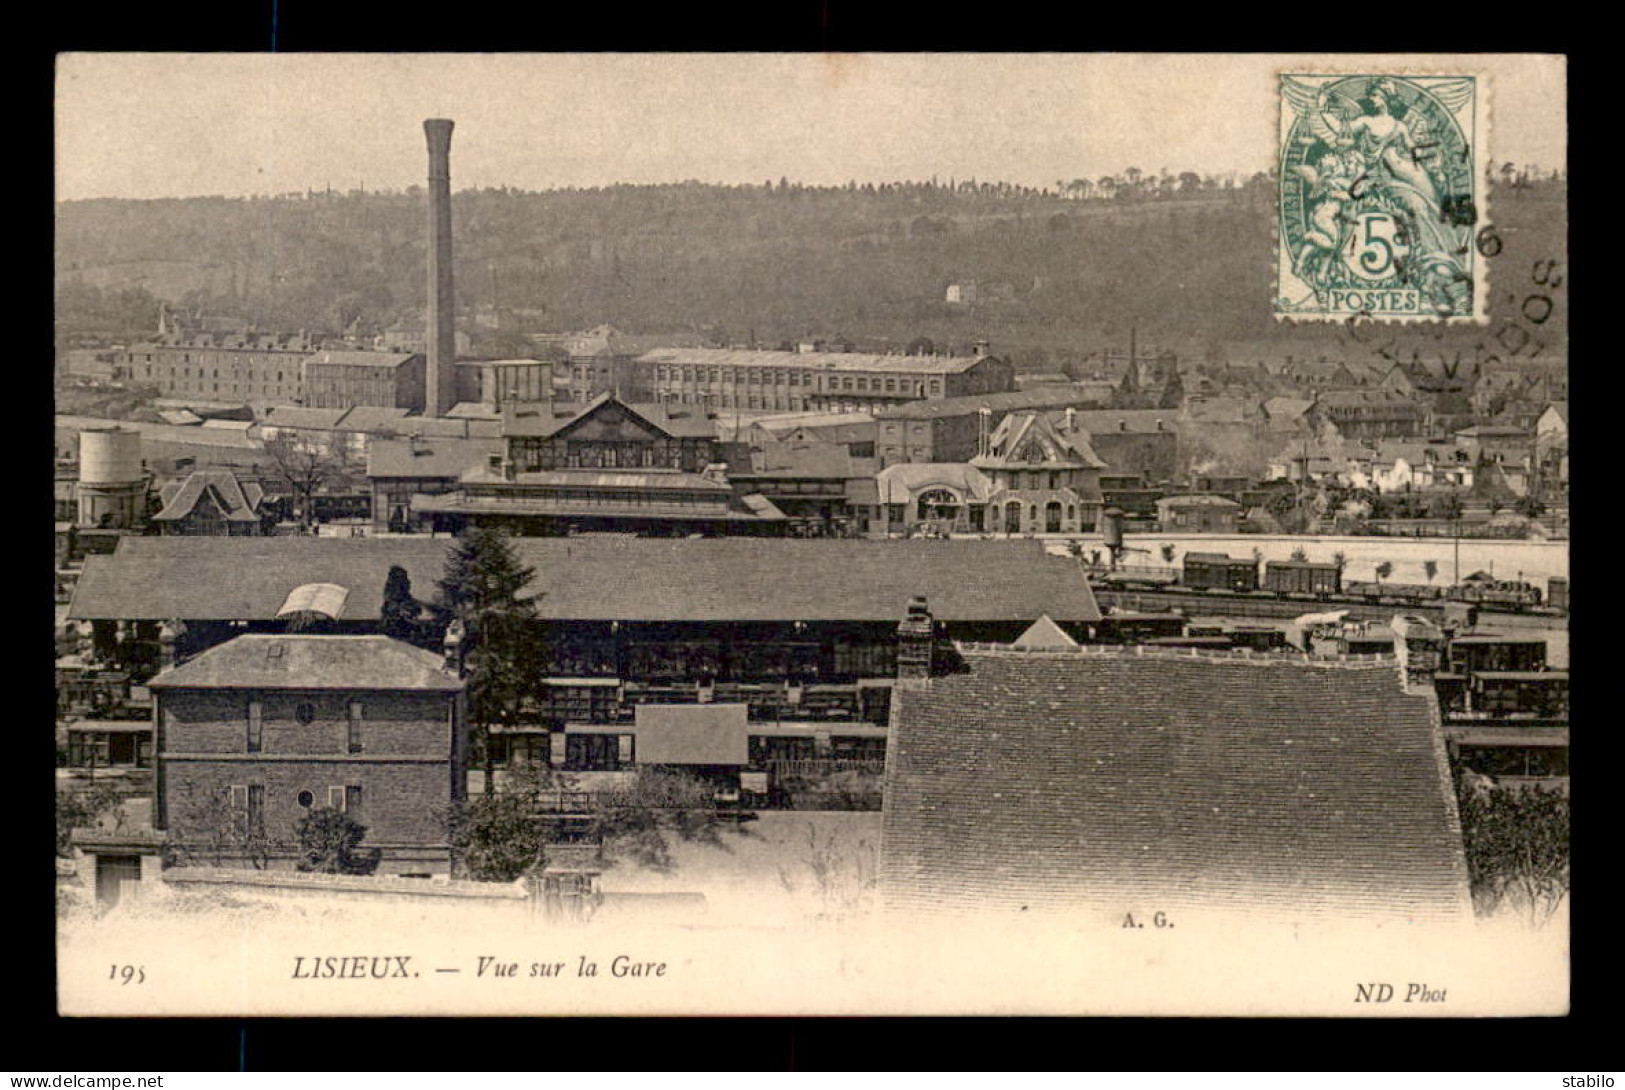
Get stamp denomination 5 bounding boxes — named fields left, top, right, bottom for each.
left=1278, top=73, right=1488, bottom=323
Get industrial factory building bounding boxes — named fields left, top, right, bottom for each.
left=640, top=346, right=1015, bottom=415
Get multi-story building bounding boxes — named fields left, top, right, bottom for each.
left=970, top=411, right=1107, bottom=534
left=639, top=347, right=1014, bottom=415
left=114, top=332, right=322, bottom=403
left=872, top=388, right=1120, bottom=467
left=410, top=394, right=785, bottom=535
left=301, top=350, right=426, bottom=412
left=70, top=536, right=1101, bottom=796
left=1063, top=410, right=1182, bottom=484
left=147, top=633, right=468, bottom=875
left=455, top=359, right=554, bottom=409
left=1310, top=389, right=1429, bottom=439
left=366, top=436, right=506, bottom=533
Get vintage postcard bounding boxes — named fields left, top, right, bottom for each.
left=54, top=52, right=1567, bottom=1017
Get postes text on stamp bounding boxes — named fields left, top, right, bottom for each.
left=1277, top=73, right=1486, bottom=322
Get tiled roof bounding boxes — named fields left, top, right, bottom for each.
left=875, top=386, right=1103, bottom=421
left=333, top=406, right=414, bottom=432
left=152, top=469, right=263, bottom=523
left=1180, top=397, right=1264, bottom=424
left=639, top=347, right=990, bottom=376
left=148, top=634, right=463, bottom=692
left=367, top=437, right=505, bottom=480
left=394, top=416, right=504, bottom=440
left=412, top=492, right=758, bottom=522
left=303, top=350, right=418, bottom=369
left=1315, top=389, right=1426, bottom=409
left=749, top=410, right=878, bottom=435
left=972, top=412, right=1106, bottom=470
left=261, top=406, right=352, bottom=430
left=501, top=394, right=716, bottom=439
left=874, top=463, right=995, bottom=504
left=1012, top=614, right=1078, bottom=648
left=738, top=440, right=877, bottom=480
left=444, top=402, right=503, bottom=420
left=1061, top=409, right=1179, bottom=435
left=56, top=415, right=262, bottom=451
left=69, top=537, right=1099, bottom=624
left=881, top=646, right=1472, bottom=922
left=460, top=467, right=731, bottom=492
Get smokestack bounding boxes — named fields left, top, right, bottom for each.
left=424, top=119, right=458, bottom=417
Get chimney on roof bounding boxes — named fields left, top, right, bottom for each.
left=896, top=596, right=936, bottom=686
left=424, top=119, right=458, bottom=418
left=1064, top=407, right=1076, bottom=433
left=977, top=407, right=992, bottom=457
left=158, top=620, right=185, bottom=670
left=443, top=617, right=465, bottom=675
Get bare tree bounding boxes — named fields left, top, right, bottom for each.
left=262, top=433, right=347, bottom=532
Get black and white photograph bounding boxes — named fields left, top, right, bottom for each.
left=52, top=52, right=1568, bottom=1017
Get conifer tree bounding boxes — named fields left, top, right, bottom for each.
left=435, top=529, right=545, bottom=794
left=380, top=565, right=420, bottom=646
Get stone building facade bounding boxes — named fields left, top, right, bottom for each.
left=148, top=634, right=467, bottom=876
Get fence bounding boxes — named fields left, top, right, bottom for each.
left=766, top=758, right=887, bottom=778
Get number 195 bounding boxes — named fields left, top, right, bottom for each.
left=109, top=964, right=145, bottom=985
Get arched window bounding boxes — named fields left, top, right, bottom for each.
left=917, top=488, right=960, bottom=522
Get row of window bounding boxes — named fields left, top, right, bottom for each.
left=246, top=700, right=364, bottom=754
left=230, top=783, right=364, bottom=822
left=654, top=367, right=941, bottom=397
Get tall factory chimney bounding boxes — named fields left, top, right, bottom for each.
left=424, top=119, right=458, bottom=417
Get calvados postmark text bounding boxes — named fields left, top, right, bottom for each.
left=1277, top=73, right=1485, bottom=322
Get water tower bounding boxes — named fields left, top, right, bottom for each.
left=77, top=426, right=146, bottom=529
left=1101, top=506, right=1125, bottom=568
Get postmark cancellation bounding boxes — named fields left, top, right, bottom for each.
left=1277, top=72, right=1489, bottom=323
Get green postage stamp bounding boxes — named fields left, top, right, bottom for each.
left=1277, top=72, right=1489, bottom=322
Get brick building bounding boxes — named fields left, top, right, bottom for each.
left=301, top=350, right=426, bottom=412
left=147, top=634, right=467, bottom=875
left=115, top=332, right=321, bottom=402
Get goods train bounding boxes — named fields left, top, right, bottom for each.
left=1092, top=554, right=1553, bottom=612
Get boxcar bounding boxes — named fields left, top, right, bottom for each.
left=1263, top=560, right=1341, bottom=597
left=1181, top=553, right=1259, bottom=593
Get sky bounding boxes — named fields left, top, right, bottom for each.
left=55, top=53, right=1566, bottom=201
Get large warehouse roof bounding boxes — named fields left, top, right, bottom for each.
left=68, top=536, right=1100, bottom=625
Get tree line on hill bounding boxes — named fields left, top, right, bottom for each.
left=55, top=174, right=1565, bottom=368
